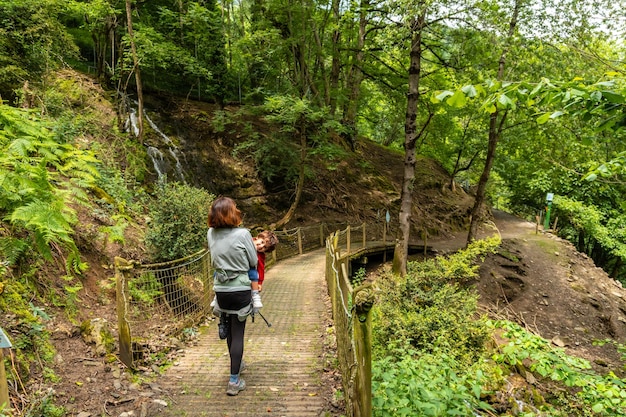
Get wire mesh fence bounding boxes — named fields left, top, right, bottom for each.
left=115, top=249, right=212, bottom=368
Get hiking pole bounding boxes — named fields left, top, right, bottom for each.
left=258, top=311, right=272, bottom=327
left=252, top=311, right=272, bottom=327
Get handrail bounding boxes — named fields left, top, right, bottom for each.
left=325, top=225, right=374, bottom=417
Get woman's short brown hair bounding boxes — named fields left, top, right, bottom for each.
left=208, top=196, right=242, bottom=228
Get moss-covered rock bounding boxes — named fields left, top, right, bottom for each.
left=80, top=318, right=115, bottom=356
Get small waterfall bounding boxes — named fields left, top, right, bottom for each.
left=147, top=146, right=167, bottom=182
left=124, top=106, right=140, bottom=137
left=129, top=108, right=140, bottom=137
left=125, top=99, right=186, bottom=183
left=143, top=110, right=185, bottom=183
left=144, top=112, right=186, bottom=183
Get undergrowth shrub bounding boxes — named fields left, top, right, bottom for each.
left=491, top=320, right=626, bottom=416
left=145, top=182, right=214, bottom=262
left=372, top=237, right=500, bottom=416
left=0, top=277, right=56, bottom=389
left=373, top=236, right=500, bottom=362
left=373, top=346, right=494, bottom=417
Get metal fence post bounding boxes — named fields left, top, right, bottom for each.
left=115, top=257, right=134, bottom=369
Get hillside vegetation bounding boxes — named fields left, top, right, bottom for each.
left=0, top=69, right=472, bottom=415
left=1, top=70, right=626, bottom=416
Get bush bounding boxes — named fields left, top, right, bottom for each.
left=145, top=182, right=214, bottom=262
left=373, top=237, right=500, bottom=363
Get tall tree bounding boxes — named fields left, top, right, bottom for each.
left=393, top=7, right=432, bottom=276
left=466, top=0, right=520, bottom=244
left=125, top=0, right=144, bottom=139
left=341, top=0, right=368, bottom=149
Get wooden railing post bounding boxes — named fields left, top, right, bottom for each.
left=297, top=227, right=303, bottom=254
left=320, top=223, right=325, bottom=247
left=382, top=220, right=387, bottom=263
left=325, top=225, right=374, bottom=417
left=0, top=349, right=8, bottom=411
left=0, top=327, right=11, bottom=411
left=354, top=285, right=374, bottom=417
left=115, top=257, right=134, bottom=369
left=362, top=223, right=366, bottom=248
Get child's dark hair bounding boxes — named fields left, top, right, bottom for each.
left=257, top=230, right=279, bottom=253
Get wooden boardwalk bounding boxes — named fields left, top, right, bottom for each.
left=157, top=249, right=336, bottom=417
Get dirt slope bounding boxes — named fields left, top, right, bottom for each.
left=471, top=210, right=626, bottom=375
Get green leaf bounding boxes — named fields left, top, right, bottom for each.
left=601, top=91, right=625, bottom=104
left=446, top=90, right=467, bottom=108
left=432, top=91, right=454, bottom=103
left=461, top=85, right=478, bottom=98
left=536, top=112, right=551, bottom=124
left=497, top=94, right=515, bottom=109
left=592, top=403, right=604, bottom=413
left=432, top=90, right=453, bottom=103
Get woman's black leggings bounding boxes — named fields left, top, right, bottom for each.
left=226, top=314, right=247, bottom=375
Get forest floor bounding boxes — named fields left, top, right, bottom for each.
left=439, top=209, right=626, bottom=380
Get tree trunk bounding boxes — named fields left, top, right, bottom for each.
left=392, top=12, right=426, bottom=277
left=466, top=0, right=520, bottom=244
left=329, top=0, right=341, bottom=114
left=272, top=119, right=307, bottom=229
left=342, top=0, right=367, bottom=150
left=125, top=0, right=144, bottom=140
left=467, top=110, right=505, bottom=243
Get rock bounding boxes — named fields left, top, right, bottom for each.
left=551, top=337, right=566, bottom=347
left=77, top=412, right=92, bottom=417
left=80, top=318, right=115, bottom=356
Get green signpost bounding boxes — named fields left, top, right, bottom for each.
left=544, top=193, right=554, bottom=230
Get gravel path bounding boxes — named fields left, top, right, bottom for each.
left=158, top=249, right=332, bottom=417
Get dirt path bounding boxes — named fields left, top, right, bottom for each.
left=155, top=249, right=339, bottom=417
left=472, top=210, right=626, bottom=375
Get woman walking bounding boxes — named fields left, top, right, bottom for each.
left=207, top=196, right=262, bottom=395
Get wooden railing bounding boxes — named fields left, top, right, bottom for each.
left=325, top=225, right=375, bottom=417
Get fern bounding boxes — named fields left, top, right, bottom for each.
left=66, top=248, right=88, bottom=275
left=10, top=200, right=75, bottom=244
left=0, top=103, right=99, bottom=267
left=0, top=236, right=29, bottom=266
